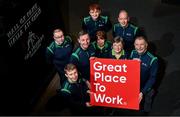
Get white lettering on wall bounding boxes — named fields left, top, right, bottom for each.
left=7, top=3, right=42, bottom=47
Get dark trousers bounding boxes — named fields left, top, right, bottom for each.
left=142, top=89, right=155, bottom=112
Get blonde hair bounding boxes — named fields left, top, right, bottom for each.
left=64, top=63, right=77, bottom=73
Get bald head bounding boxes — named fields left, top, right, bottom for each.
left=118, top=10, right=129, bottom=27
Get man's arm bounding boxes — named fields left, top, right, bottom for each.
left=142, top=58, right=158, bottom=94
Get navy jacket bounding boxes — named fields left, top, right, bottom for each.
left=113, top=23, right=139, bottom=53
left=91, top=40, right=112, bottom=58
left=69, top=45, right=95, bottom=80
left=129, top=50, right=158, bottom=94
left=46, top=36, right=73, bottom=72
left=60, top=77, right=89, bottom=108
left=82, top=15, right=112, bottom=42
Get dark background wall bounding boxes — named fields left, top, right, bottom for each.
left=0, top=0, right=180, bottom=116
left=68, top=0, right=180, bottom=116
left=0, top=0, right=68, bottom=115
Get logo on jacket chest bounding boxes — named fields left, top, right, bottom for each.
left=142, top=62, right=148, bottom=67
left=98, top=23, right=104, bottom=27
left=98, top=21, right=105, bottom=27
left=126, top=33, right=132, bottom=36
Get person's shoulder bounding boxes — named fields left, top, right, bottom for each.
left=64, top=35, right=72, bottom=43
left=129, top=50, right=137, bottom=58
left=71, top=47, right=81, bottom=60
left=129, top=23, right=138, bottom=29
left=65, top=35, right=72, bottom=40
left=147, top=51, right=157, bottom=58
left=47, top=41, right=56, bottom=49
left=100, top=15, right=111, bottom=23
left=73, top=47, right=81, bottom=54
left=100, top=15, right=108, bottom=19
left=104, top=40, right=112, bottom=49
left=83, top=16, right=91, bottom=23
left=61, top=80, right=72, bottom=94
left=113, top=23, right=120, bottom=28
left=146, top=51, right=158, bottom=64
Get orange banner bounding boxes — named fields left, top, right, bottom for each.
left=90, top=58, right=140, bottom=110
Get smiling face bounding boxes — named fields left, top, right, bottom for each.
left=112, top=36, right=124, bottom=54
left=134, top=37, right=148, bottom=55
left=53, top=30, right=64, bottom=45
left=118, top=10, right=129, bottom=27
left=65, top=68, right=78, bottom=83
left=113, top=42, right=123, bottom=54
left=89, top=9, right=101, bottom=21
left=64, top=64, right=79, bottom=83
left=78, top=33, right=90, bottom=50
left=89, top=3, right=101, bottom=21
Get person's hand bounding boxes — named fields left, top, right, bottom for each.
left=87, top=90, right=94, bottom=95
left=133, top=58, right=141, bottom=62
left=139, top=92, right=143, bottom=103
left=86, top=102, right=92, bottom=107
left=89, top=57, right=96, bottom=60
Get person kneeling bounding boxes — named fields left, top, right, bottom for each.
left=58, top=63, right=91, bottom=115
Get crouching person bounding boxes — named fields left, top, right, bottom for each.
left=58, top=63, right=91, bottom=115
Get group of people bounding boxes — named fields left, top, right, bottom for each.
left=46, top=3, right=158, bottom=115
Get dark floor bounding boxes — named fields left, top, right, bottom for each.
left=31, top=73, right=72, bottom=116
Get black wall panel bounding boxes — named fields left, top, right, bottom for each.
left=0, top=0, right=65, bottom=115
